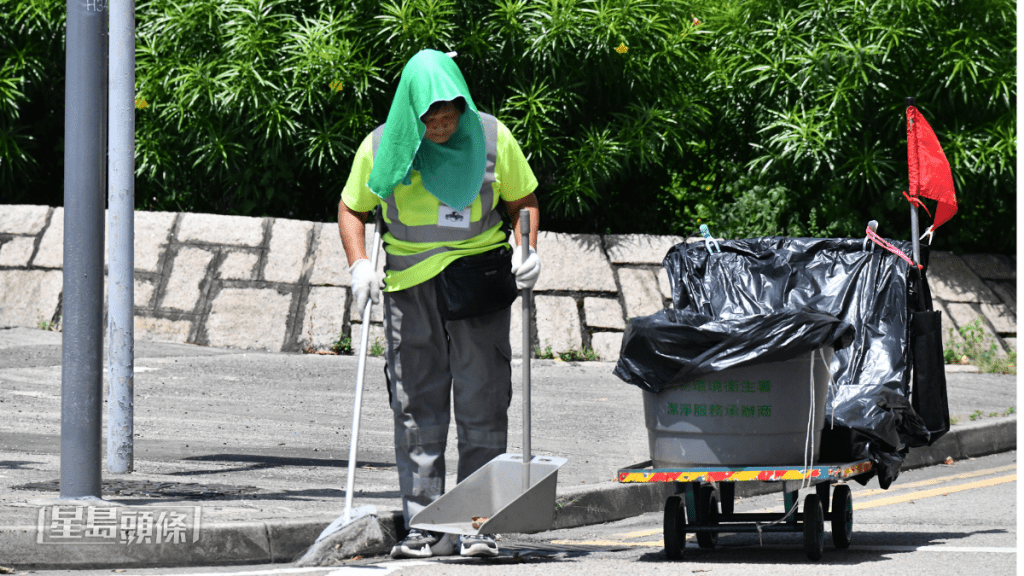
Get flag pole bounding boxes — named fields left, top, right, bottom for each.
left=906, top=96, right=922, bottom=267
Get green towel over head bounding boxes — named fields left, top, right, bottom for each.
left=366, top=49, right=486, bottom=212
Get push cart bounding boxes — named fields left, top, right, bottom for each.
left=617, top=459, right=874, bottom=560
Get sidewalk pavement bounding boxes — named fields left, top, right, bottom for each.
left=0, top=327, right=1015, bottom=569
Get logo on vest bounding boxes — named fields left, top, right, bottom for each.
left=438, top=205, right=471, bottom=229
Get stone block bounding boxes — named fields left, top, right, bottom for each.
left=219, top=251, right=259, bottom=280
left=0, top=236, right=36, bottom=266
left=205, top=287, right=293, bottom=351
left=944, top=302, right=1007, bottom=356
left=657, top=267, right=672, bottom=301
left=590, top=331, right=623, bottom=362
left=936, top=302, right=964, bottom=356
left=177, top=213, right=266, bottom=246
left=161, top=248, right=215, bottom=311
left=618, top=268, right=664, bottom=319
left=583, top=297, right=625, bottom=330
left=300, top=286, right=349, bottom=351
left=928, top=251, right=999, bottom=304
left=32, top=207, right=64, bottom=268
left=266, top=219, right=315, bottom=283
left=134, top=278, right=156, bottom=309
left=134, top=211, right=177, bottom=273
left=535, top=295, right=582, bottom=354
left=0, top=205, right=50, bottom=234
left=351, top=322, right=387, bottom=355
left=604, top=234, right=684, bottom=264
left=534, top=231, right=616, bottom=292
left=32, top=209, right=174, bottom=272
left=960, top=253, right=1015, bottom=281
left=511, top=295, right=523, bottom=358
left=134, top=316, right=192, bottom=343
left=1003, top=337, right=1016, bottom=352
left=985, top=280, right=1016, bottom=315
left=309, top=224, right=348, bottom=286
left=0, top=270, right=62, bottom=328
left=310, top=225, right=382, bottom=287
left=978, top=302, right=1016, bottom=335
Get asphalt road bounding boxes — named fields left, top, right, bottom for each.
left=14, top=451, right=1016, bottom=576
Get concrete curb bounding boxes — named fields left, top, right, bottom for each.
left=5, top=417, right=1014, bottom=569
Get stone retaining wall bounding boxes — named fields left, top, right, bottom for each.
left=0, top=205, right=1016, bottom=361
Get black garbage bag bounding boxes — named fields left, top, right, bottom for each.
left=613, top=308, right=855, bottom=394
left=650, top=236, right=934, bottom=486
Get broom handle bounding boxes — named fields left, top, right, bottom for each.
left=342, top=208, right=382, bottom=524
left=520, top=209, right=532, bottom=489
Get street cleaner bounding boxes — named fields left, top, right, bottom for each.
left=337, top=49, right=541, bottom=559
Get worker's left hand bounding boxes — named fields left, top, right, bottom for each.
left=511, top=244, right=541, bottom=290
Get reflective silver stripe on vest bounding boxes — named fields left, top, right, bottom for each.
left=371, top=113, right=500, bottom=247
left=384, top=246, right=450, bottom=272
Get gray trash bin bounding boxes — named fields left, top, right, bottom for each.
left=643, top=346, right=833, bottom=467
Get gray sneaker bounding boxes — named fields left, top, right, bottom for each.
left=390, top=529, right=456, bottom=559
left=459, top=533, right=499, bottom=557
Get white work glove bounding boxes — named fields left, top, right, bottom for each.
left=349, top=259, right=382, bottom=321
left=511, top=244, right=541, bottom=290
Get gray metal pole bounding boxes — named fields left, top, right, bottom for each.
left=107, top=0, right=135, bottom=474
left=906, top=96, right=922, bottom=266
left=61, top=0, right=108, bottom=499
left=520, top=210, right=531, bottom=489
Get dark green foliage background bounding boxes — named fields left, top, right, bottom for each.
left=1, top=0, right=1015, bottom=254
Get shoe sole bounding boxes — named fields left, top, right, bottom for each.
left=460, top=544, right=499, bottom=557
left=390, top=546, right=433, bottom=559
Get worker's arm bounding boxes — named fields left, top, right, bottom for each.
left=503, top=192, right=539, bottom=249
left=338, top=199, right=370, bottom=264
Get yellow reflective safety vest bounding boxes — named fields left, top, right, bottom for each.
left=370, top=113, right=506, bottom=291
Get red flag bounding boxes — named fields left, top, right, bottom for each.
left=906, top=106, right=956, bottom=231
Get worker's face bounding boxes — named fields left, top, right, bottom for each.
left=422, top=102, right=460, bottom=144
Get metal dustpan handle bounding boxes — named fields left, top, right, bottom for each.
left=519, top=209, right=532, bottom=490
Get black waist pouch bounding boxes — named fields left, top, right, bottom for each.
left=436, top=247, right=518, bottom=321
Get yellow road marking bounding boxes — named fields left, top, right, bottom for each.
left=855, top=474, right=1016, bottom=510
left=856, top=464, right=1017, bottom=498
left=612, top=528, right=663, bottom=539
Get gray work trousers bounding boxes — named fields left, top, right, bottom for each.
left=382, top=276, right=513, bottom=526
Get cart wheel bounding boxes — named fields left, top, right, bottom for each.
left=696, top=484, right=719, bottom=549
left=719, top=482, right=735, bottom=515
left=831, top=484, right=853, bottom=549
left=803, top=493, right=825, bottom=561
left=663, top=495, right=687, bottom=560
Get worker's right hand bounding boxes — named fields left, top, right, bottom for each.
left=349, top=259, right=382, bottom=321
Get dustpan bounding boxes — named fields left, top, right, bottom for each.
left=410, top=209, right=567, bottom=536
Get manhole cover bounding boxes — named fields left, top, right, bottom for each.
left=13, top=479, right=260, bottom=499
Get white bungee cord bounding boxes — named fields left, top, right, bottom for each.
left=752, top=349, right=819, bottom=545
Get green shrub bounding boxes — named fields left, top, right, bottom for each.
left=330, top=333, right=352, bottom=355
left=558, top=346, right=600, bottom=362
left=533, top=341, right=555, bottom=360
left=2, top=0, right=1014, bottom=254
left=944, top=316, right=1016, bottom=375
left=368, top=337, right=386, bottom=357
